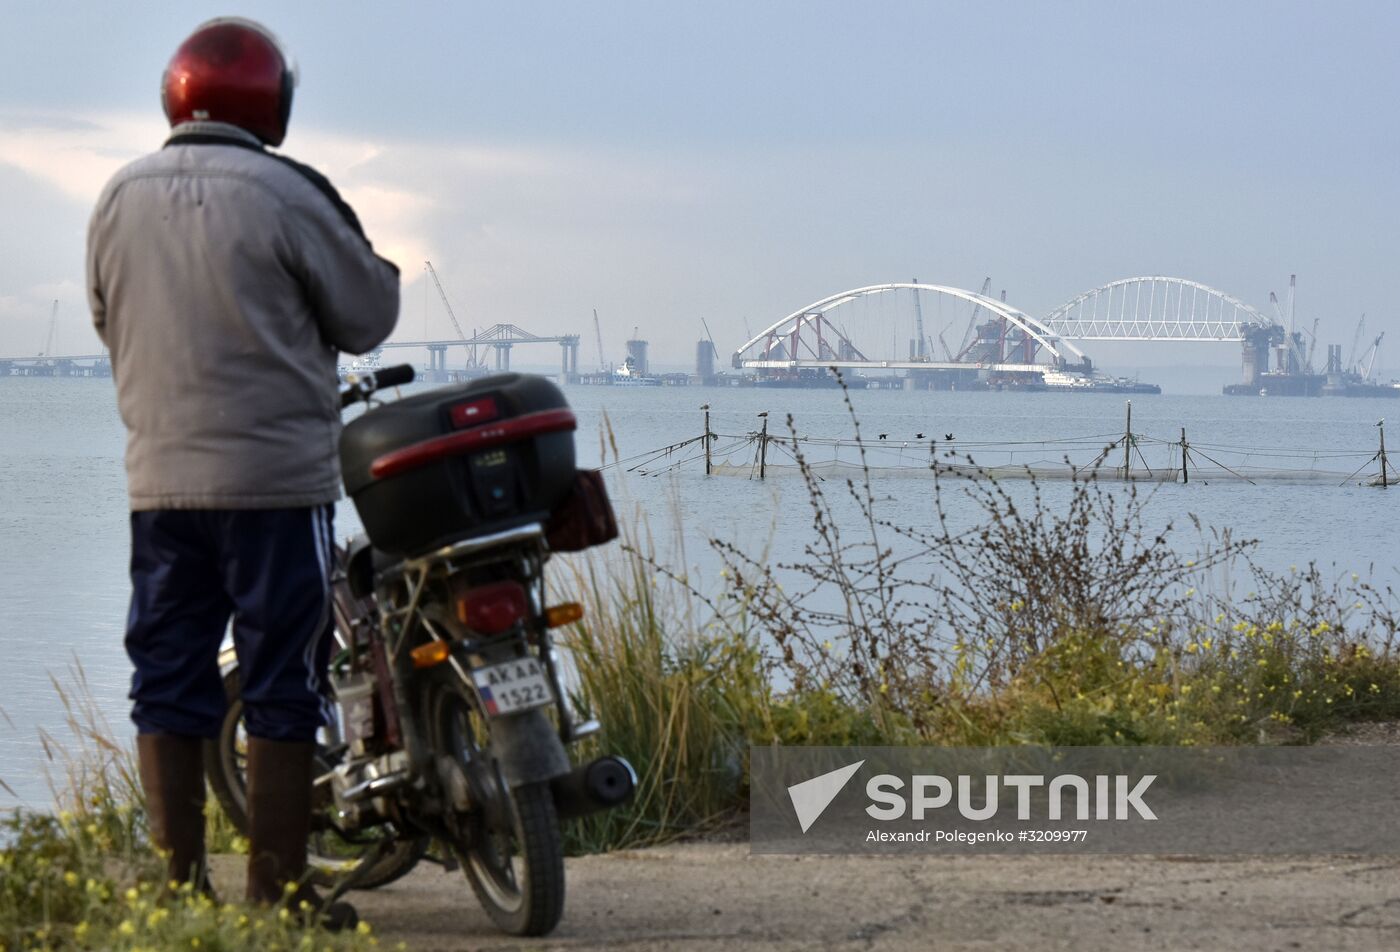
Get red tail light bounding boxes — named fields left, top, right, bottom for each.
left=456, top=581, right=527, bottom=634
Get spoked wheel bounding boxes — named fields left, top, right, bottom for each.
left=427, top=676, right=564, bottom=937
left=203, top=668, right=429, bottom=890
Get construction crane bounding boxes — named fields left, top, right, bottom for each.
left=700, top=317, right=720, bottom=363
left=1269, top=291, right=1299, bottom=370
left=936, top=327, right=954, bottom=361
left=424, top=261, right=480, bottom=367
left=1286, top=275, right=1308, bottom=372
left=1269, top=276, right=1309, bottom=373
left=592, top=309, right=608, bottom=373
left=955, top=278, right=993, bottom=359
left=1347, top=315, right=1368, bottom=373
left=39, top=299, right=58, bottom=357
left=1360, top=332, right=1385, bottom=382
left=910, top=278, right=928, bottom=360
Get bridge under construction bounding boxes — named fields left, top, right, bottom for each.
left=726, top=275, right=1374, bottom=395
left=5, top=273, right=1387, bottom=397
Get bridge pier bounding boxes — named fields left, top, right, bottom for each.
left=560, top=338, right=581, bottom=382
left=0, top=355, right=111, bottom=377
left=365, top=328, right=586, bottom=381
left=425, top=344, right=449, bottom=383
left=1241, top=326, right=1277, bottom=386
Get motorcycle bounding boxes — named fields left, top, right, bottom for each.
left=203, top=364, right=635, bottom=936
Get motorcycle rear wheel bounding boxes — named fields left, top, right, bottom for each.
left=426, top=676, right=565, bottom=936
left=203, top=668, right=429, bottom=891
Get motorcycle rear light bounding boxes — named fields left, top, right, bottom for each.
left=545, top=602, right=584, bottom=628
left=456, top=581, right=528, bottom=634
left=411, top=641, right=452, bottom=669
left=449, top=396, right=499, bottom=429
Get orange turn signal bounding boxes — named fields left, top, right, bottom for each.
left=411, top=640, right=452, bottom=669
left=545, top=602, right=584, bottom=628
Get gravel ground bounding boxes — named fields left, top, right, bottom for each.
left=212, top=845, right=1400, bottom=951
left=209, top=726, right=1400, bottom=950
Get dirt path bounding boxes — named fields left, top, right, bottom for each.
left=214, top=845, right=1400, bottom=950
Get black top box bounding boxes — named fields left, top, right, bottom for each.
left=340, top=373, right=577, bottom=557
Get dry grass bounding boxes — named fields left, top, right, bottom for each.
left=555, top=537, right=762, bottom=853
left=0, top=662, right=377, bottom=951
left=708, top=373, right=1400, bottom=748
left=550, top=387, right=1400, bottom=854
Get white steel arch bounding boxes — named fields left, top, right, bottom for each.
left=736, top=283, right=1087, bottom=364
left=1043, top=277, right=1276, bottom=341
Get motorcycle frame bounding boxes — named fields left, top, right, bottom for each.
left=215, top=521, right=588, bottom=821
left=369, top=522, right=576, bottom=789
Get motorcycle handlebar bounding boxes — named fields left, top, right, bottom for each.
left=341, top=363, right=416, bottom=408
left=371, top=364, right=416, bottom=389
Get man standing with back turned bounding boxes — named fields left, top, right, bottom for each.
left=86, top=18, right=399, bottom=926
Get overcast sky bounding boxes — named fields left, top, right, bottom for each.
left=1, top=0, right=1396, bottom=376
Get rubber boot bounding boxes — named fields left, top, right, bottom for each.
left=244, top=737, right=358, bottom=930
left=136, top=733, right=212, bottom=895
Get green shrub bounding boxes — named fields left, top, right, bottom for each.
left=758, top=688, right=909, bottom=748
left=1180, top=618, right=1400, bottom=742
left=705, top=389, right=1400, bottom=752
left=0, top=809, right=385, bottom=952
left=1, top=666, right=380, bottom=951
left=557, top=547, right=758, bottom=853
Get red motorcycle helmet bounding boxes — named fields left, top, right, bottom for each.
left=161, top=17, right=298, bottom=147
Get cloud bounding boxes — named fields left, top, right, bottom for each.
left=0, top=113, right=103, bottom=133
left=338, top=183, right=435, bottom=273
left=279, top=128, right=730, bottom=354
left=0, top=111, right=160, bottom=204
left=10, top=109, right=1142, bottom=370
left=0, top=107, right=732, bottom=360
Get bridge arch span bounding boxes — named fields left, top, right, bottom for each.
left=735, top=283, right=1086, bottom=367
left=1043, top=276, right=1276, bottom=341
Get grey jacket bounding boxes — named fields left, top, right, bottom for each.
left=87, top=121, right=399, bottom=510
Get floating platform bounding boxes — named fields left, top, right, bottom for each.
left=1224, top=373, right=1325, bottom=397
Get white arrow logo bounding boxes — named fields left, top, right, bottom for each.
left=787, top=760, right=865, bottom=833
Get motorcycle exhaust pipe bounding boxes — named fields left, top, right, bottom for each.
left=551, top=755, right=637, bottom=820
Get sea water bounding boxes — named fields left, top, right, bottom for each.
left=1, top=377, right=1395, bottom=805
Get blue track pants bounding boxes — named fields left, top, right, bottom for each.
left=125, top=506, right=336, bottom=742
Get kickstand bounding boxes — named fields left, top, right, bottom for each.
left=425, top=840, right=460, bottom=872
left=396, top=840, right=458, bottom=872
left=324, top=837, right=397, bottom=906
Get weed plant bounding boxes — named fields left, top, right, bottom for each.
left=556, top=529, right=760, bottom=852
left=0, top=663, right=378, bottom=951
left=8, top=389, right=1399, bottom=920
left=554, top=384, right=1399, bottom=851
left=706, top=374, right=1400, bottom=748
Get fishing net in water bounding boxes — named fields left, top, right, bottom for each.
left=614, top=431, right=1396, bottom=486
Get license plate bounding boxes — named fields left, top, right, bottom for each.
left=471, top=656, right=553, bottom=717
